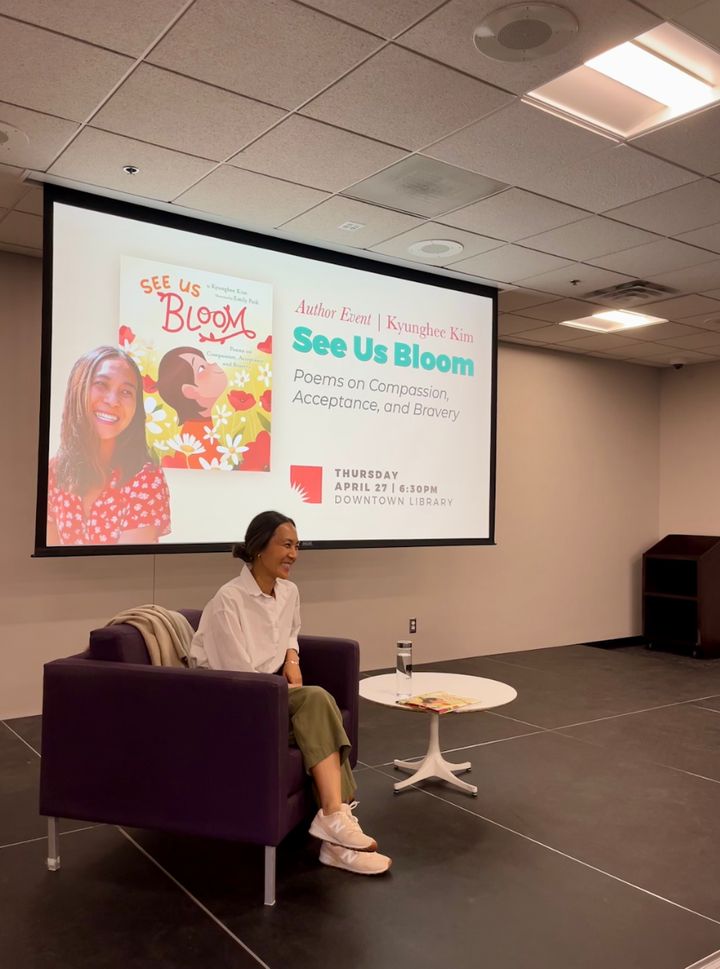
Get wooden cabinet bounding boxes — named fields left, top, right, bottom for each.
left=643, top=534, right=720, bottom=658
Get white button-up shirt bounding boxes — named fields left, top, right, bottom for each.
left=190, top=566, right=300, bottom=673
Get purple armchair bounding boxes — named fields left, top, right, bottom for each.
left=39, top=609, right=360, bottom=905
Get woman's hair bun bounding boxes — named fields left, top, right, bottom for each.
left=232, top=542, right=252, bottom=562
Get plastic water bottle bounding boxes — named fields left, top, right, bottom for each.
left=396, top=640, right=413, bottom=698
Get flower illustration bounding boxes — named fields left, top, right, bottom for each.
left=204, top=424, right=219, bottom=445
left=144, top=396, right=167, bottom=435
left=217, top=433, right=249, bottom=467
left=240, top=430, right=271, bottom=472
left=118, top=325, right=135, bottom=346
left=258, top=363, right=272, bottom=387
left=260, top=389, right=271, bottom=412
left=232, top=370, right=251, bottom=387
left=213, top=403, right=232, bottom=428
left=143, top=374, right=158, bottom=393
left=167, top=433, right=205, bottom=457
left=199, top=456, right=231, bottom=471
left=229, top=390, right=256, bottom=411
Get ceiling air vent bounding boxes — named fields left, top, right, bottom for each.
left=583, top=279, right=678, bottom=306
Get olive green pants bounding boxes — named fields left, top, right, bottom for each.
left=287, top=685, right=357, bottom=805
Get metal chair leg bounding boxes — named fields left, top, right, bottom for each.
left=264, top=845, right=276, bottom=906
left=47, top=817, right=61, bottom=871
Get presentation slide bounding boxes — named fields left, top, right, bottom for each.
left=39, top=189, right=496, bottom=552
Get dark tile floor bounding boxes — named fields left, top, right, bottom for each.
left=3, top=644, right=720, bottom=969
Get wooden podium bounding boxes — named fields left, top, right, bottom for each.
left=643, top=535, right=720, bottom=658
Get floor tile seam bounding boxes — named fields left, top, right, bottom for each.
left=546, top=727, right=720, bottom=786
left=685, top=948, right=720, bottom=969
left=117, top=827, right=272, bottom=969
left=1, top=720, right=41, bottom=758
left=0, top=824, right=100, bottom=852
left=363, top=728, right=547, bottom=768
left=367, top=764, right=720, bottom=928
left=485, top=710, right=547, bottom=729
left=692, top=705, right=720, bottom=716
left=549, top=696, right=720, bottom=731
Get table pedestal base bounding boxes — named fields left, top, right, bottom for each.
left=393, top=712, right=478, bottom=796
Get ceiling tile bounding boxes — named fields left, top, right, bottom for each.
left=631, top=104, right=720, bottom=177
left=637, top=0, right=707, bottom=15
left=148, top=0, right=382, bottom=110
left=498, top=290, right=560, bottom=312
left=647, top=258, right=720, bottom=292
left=230, top=116, right=406, bottom=192
left=517, top=265, right=633, bottom=298
left=93, top=65, right=286, bottom=162
left=701, top=287, right=720, bottom=299
left=0, top=17, right=132, bottom=122
left=590, top=238, right=717, bottom=276
left=303, top=45, right=513, bottom=150
left=676, top=222, right=720, bottom=253
left=426, top=101, right=610, bottom=190
left=49, top=128, right=216, bottom=201
left=0, top=241, right=41, bottom=258
left=510, top=324, right=589, bottom=345
left=605, top=179, right=720, bottom=235
left=513, top=298, right=604, bottom=323
left=439, top=188, right=587, bottom=242
left=451, top=245, right=572, bottom=284
left=520, top=216, right=658, bottom=261
left=526, top=145, right=696, bottom=212
left=628, top=321, right=706, bottom=341
left=343, top=156, right=506, bottom=219
left=635, top=347, right=714, bottom=364
left=674, top=0, right=720, bottom=49
left=371, top=223, right=502, bottom=264
left=656, top=330, right=720, bottom=349
left=298, top=0, right=446, bottom=37
left=0, top=0, right=188, bottom=55
left=0, top=165, right=28, bottom=208
left=669, top=310, right=720, bottom=331
left=0, top=210, right=42, bottom=248
left=175, top=166, right=328, bottom=230
left=637, top=294, right=720, bottom=319
left=397, top=0, right=658, bottom=95
left=556, top=333, right=640, bottom=351
left=594, top=340, right=668, bottom=358
left=15, top=187, right=44, bottom=216
left=498, top=314, right=560, bottom=336
left=0, top=102, right=78, bottom=170
left=279, top=196, right=422, bottom=248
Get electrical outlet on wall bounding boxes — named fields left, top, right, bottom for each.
left=409, top=618, right=417, bottom=634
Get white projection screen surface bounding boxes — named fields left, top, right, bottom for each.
left=36, top=187, right=497, bottom=555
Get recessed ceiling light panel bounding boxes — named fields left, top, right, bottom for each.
left=560, top=309, right=667, bottom=333
left=473, top=3, right=579, bottom=63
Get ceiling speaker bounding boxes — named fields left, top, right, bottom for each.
left=473, top=3, right=579, bottom=62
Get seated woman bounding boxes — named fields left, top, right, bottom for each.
left=191, top=510, right=392, bottom=876
left=47, top=345, right=171, bottom=546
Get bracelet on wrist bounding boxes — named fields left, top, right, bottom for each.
left=285, top=659, right=300, bottom=665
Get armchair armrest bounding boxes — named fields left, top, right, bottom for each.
left=298, top=636, right=359, bottom=762
left=40, top=659, right=291, bottom=845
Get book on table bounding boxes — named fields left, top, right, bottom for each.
left=396, top=691, right=476, bottom=714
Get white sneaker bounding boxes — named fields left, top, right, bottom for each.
left=309, top=801, right=377, bottom=851
left=319, top=842, right=392, bottom=875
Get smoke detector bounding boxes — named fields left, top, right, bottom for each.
left=473, top=3, right=579, bottom=62
left=407, top=239, right=464, bottom=259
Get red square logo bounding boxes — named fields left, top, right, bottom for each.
left=290, top=465, right=322, bottom=504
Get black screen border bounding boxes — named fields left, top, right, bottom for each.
left=34, top=184, right=498, bottom=557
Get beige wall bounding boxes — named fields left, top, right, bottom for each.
left=659, top=360, right=720, bottom=535
left=0, top=252, right=662, bottom=718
